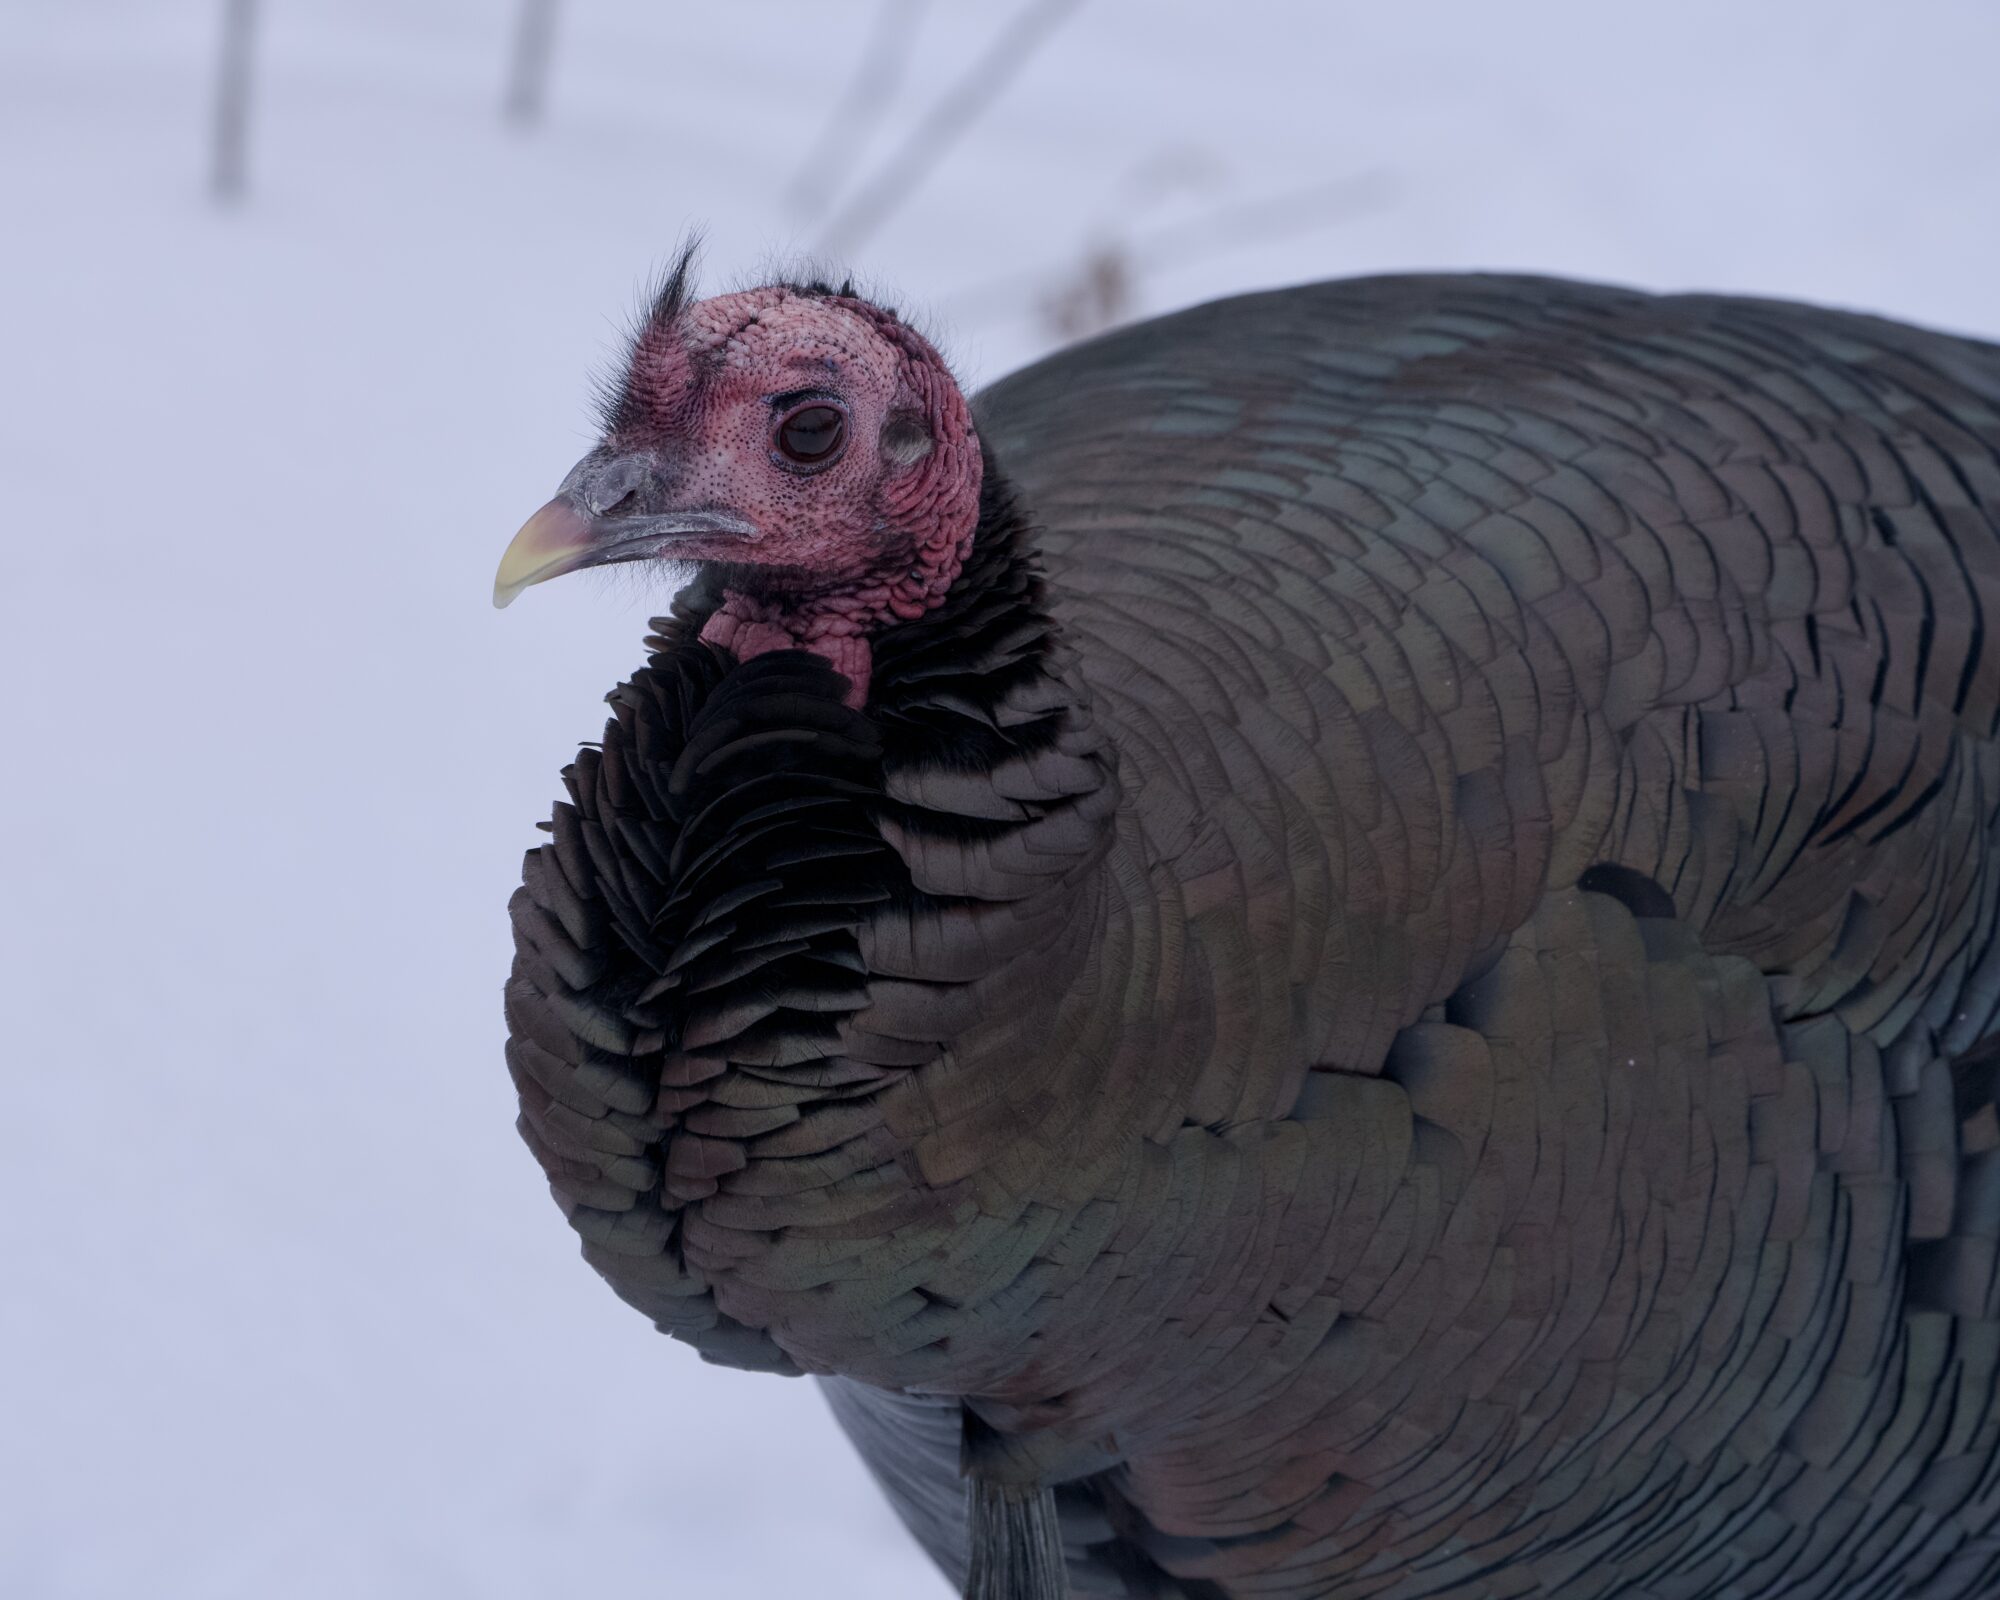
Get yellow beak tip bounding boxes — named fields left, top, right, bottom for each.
left=493, top=496, right=595, bottom=612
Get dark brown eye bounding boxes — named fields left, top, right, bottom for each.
left=776, top=404, right=846, bottom=465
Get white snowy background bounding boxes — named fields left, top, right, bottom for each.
left=4, top=2, right=1999, bottom=1596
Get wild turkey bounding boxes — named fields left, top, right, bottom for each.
left=496, top=262, right=2000, bottom=1599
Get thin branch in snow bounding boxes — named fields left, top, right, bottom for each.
left=815, top=0, right=1084, bottom=259
left=944, top=168, right=1397, bottom=333
left=505, top=0, right=561, bottom=127
left=1127, top=168, right=1396, bottom=274
left=785, top=0, right=930, bottom=220
left=210, top=0, right=258, bottom=203
left=1036, top=242, right=1134, bottom=343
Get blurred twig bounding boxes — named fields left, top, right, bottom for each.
left=786, top=0, right=930, bottom=220
left=1038, top=244, right=1134, bottom=342
left=210, top=0, right=258, bottom=202
left=945, top=168, right=1397, bottom=332
left=505, top=0, right=560, bottom=126
left=816, top=0, right=1084, bottom=258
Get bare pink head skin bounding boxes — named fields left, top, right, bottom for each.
left=494, top=276, right=983, bottom=709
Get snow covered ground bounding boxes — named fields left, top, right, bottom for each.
left=3, top=2, right=1998, bottom=1595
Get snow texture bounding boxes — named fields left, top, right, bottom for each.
left=2, top=2, right=1997, bottom=1595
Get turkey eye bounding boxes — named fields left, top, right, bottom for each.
left=776, top=404, right=846, bottom=465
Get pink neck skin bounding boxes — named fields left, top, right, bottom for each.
left=699, top=598, right=877, bottom=705
left=694, top=298, right=982, bottom=709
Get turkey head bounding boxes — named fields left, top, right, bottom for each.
left=493, top=260, right=981, bottom=707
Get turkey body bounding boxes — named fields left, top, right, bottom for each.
left=506, top=276, right=2000, bottom=1598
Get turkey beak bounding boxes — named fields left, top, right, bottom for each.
left=493, top=497, right=595, bottom=609
left=493, top=455, right=760, bottom=609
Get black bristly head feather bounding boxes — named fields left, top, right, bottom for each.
left=590, top=233, right=704, bottom=436
left=646, top=235, right=703, bottom=329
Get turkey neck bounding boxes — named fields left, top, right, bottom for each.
left=515, top=452, right=1120, bottom=1377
